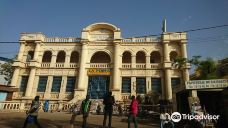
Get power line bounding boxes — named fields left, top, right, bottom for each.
left=0, top=24, right=228, bottom=43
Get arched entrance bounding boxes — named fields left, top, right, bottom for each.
left=88, top=51, right=111, bottom=99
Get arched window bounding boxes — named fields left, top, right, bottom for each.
left=56, top=51, right=66, bottom=63
left=122, top=51, right=131, bottom=63
left=26, top=51, right=34, bottom=62
left=170, top=51, right=178, bottom=61
left=136, top=51, right=146, bottom=63
left=150, top=51, right=161, bottom=63
left=42, top=51, right=52, bottom=62
left=70, top=51, right=79, bottom=63
left=90, top=51, right=111, bottom=63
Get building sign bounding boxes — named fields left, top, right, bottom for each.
left=186, top=79, right=228, bottom=89
left=87, top=69, right=111, bottom=75
left=90, top=29, right=114, bottom=41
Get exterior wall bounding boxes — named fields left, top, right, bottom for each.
left=11, top=22, right=190, bottom=105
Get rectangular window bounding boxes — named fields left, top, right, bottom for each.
left=151, top=78, right=161, bottom=93
left=66, top=77, right=76, bottom=92
left=136, top=77, right=146, bottom=94
left=171, top=78, right=181, bottom=87
left=37, top=76, right=48, bottom=92
left=51, top=76, right=62, bottom=92
left=20, top=76, right=28, bottom=92
left=122, top=77, right=131, bottom=93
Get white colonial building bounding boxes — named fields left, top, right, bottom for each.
left=9, top=22, right=190, bottom=109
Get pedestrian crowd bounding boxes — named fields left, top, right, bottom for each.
left=22, top=92, right=140, bottom=128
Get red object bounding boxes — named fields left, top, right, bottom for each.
left=130, top=99, right=138, bottom=116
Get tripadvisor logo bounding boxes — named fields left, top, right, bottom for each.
left=169, top=112, right=220, bottom=123
left=171, top=112, right=182, bottom=122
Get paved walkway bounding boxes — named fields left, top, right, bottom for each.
left=0, top=112, right=159, bottom=128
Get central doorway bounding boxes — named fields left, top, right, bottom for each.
left=87, top=76, right=110, bottom=99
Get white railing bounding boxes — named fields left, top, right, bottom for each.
left=41, top=63, right=50, bottom=68
left=51, top=93, right=59, bottom=99
left=150, top=63, right=160, bottom=69
left=122, top=93, right=130, bottom=100
left=45, top=37, right=81, bottom=42
left=36, top=93, right=44, bottom=99
left=0, top=101, right=21, bottom=111
left=122, top=63, right=131, bottom=68
left=65, top=93, right=73, bottom=100
left=13, top=92, right=24, bottom=99
left=56, top=63, right=64, bottom=68
left=89, top=63, right=111, bottom=68
left=24, top=62, right=29, bottom=67
left=122, top=36, right=160, bottom=43
left=136, top=63, right=146, bottom=69
left=69, top=63, right=78, bottom=68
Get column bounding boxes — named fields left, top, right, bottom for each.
left=77, top=42, right=88, bottom=90
left=65, top=52, right=71, bottom=67
left=31, top=76, right=39, bottom=97
left=131, top=77, right=136, bottom=96
left=59, top=76, right=67, bottom=99
left=163, top=41, right=170, bottom=62
left=25, top=68, right=36, bottom=97
left=33, top=41, right=41, bottom=61
left=131, top=55, right=136, bottom=68
left=50, top=51, right=57, bottom=67
left=44, top=76, right=53, bottom=99
left=146, top=76, right=151, bottom=93
left=165, top=69, right=172, bottom=100
left=11, top=68, right=20, bottom=87
left=112, top=41, right=121, bottom=90
left=146, top=55, right=150, bottom=68
left=17, top=41, right=26, bottom=61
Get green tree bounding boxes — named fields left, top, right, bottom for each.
left=197, top=58, right=218, bottom=79
left=172, top=56, right=188, bottom=69
left=0, top=60, right=14, bottom=84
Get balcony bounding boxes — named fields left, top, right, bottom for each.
left=69, top=63, right=78, bottom=68
left=89, top=63, right=111, bottom=68
left=55, top=63, right=64, bottom=68
left=41, top=63, right=50, bottom=68
left=50, top=93, right=59, bottom=99
left=122, top=63, right=131, bottom=69
left=136, top=63, right=146, bottom=69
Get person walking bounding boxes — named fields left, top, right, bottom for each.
left=81, top=95, right=91, bottom=128
left=103, top=92, right=115, bottom=128
left=43, top=100, right=49, bottom=112
left=128, top=95, right=138, bottom=128
left=70, top=104, right=78, bottom=128
left=22, top=96, right=42, bottom=128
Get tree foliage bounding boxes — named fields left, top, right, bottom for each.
left=0, top=60, right=14, bottom=84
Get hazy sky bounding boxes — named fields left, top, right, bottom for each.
left=0, top=0, right=227, bottom=60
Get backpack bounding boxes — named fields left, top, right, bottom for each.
left=81, top=100, right=91, bottom=113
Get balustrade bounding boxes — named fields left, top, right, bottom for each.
left=55, top=63, right=64, bottom=68
left=41, top=63, right=50, bottom=68
left=50, top=93, right=59, bottom=99
left=89, top=63, right=110, bottom=68
left=122, top=63, right=131, bottom=68
left=136, top=63, right=146, bottom=69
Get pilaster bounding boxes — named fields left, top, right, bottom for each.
left=44, top=76, right=53, bottom=99
left=25, top=67, right=36, bottom=97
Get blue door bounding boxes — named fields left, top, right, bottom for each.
left=87, top=76, right=110, bottom=99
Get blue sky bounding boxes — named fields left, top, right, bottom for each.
left=0, top=0, right=228, bottom=60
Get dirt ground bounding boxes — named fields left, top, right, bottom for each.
left=0, top=112, right=159, bottom=128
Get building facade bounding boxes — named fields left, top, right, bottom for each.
left=11, top=22, right=190, bottom=104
